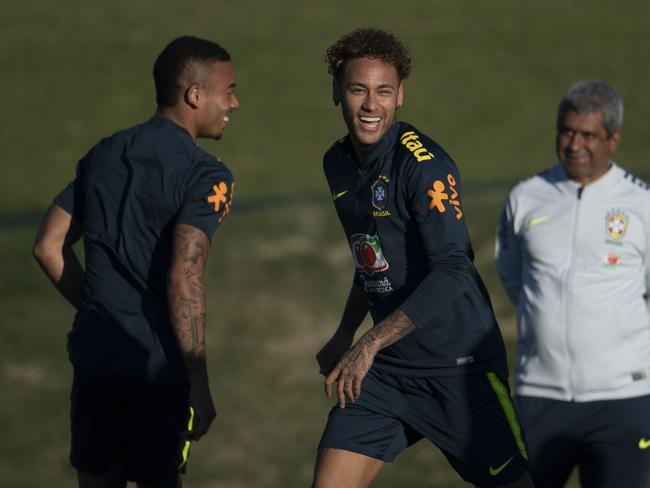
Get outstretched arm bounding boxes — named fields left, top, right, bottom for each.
left=324, top=308, right=415, bottom=408
left=33, top=203, right=84, bottom=310
left=168, top=223, right=216, bottom=440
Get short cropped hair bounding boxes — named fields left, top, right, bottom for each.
left=557, top=80, right=624, bottom=137
left=325, top=27, right=411, bottom=82
left=154, top=36, right=231, bottom=107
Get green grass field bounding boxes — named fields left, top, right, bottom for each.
left=2, top=1, right=650, bottom=486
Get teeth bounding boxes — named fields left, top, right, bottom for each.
left=224, top=116, right=230, bottom=122
left=360, top=116, right=381, bottom=122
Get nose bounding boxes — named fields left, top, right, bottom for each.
left=231, top=94, right=240, bottom=110
left=568, top=132, right=583, bottom=150
left=361, top=92, right=378, bottom=112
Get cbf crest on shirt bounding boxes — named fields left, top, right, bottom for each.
left=371, top=175, right=392, bottom=218
left=605, top=208, right=629, bottom=242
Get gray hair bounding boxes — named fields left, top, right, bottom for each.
left=557, top=80, right=624, bottom=136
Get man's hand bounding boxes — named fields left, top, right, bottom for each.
left=188, top=377, right=216, bottom=440
left=316, top=328, right=356, bottom=376
left=324, top=339, right=377, bottom=408
left=323, top=309, right=416, bottom=408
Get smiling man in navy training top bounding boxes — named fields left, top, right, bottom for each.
left=32, top=36, right=239, bottom=488
left=312, top=28, right=534, bottom=488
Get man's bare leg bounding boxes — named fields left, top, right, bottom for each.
left=77, top=471, right=125, bottom=488
left=312, top=448, right=385, bottom=488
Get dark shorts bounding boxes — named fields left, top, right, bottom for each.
left=517, top=394, right=650, bottom=488
left=69, top=367, right=192, bottom=487
left=319, top=367, right=529, bottom=486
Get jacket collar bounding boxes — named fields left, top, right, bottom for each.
left=551, top=161, right=621, bottom=195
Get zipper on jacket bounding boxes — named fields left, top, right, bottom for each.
left=562, top=186, right=583, bottom=400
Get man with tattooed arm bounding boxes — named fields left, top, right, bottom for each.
left=313, top=28, right=533, bottom=487
left=32, top=36, right=239, bottom=488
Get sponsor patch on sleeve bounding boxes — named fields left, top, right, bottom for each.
left=207, top=181, right=235, bottom=223
left=427, top=174, right=462, bottom=220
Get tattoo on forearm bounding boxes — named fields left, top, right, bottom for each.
left=337, top=310, right=415, bottom=379
left=169, top=226, right=209, bottom=369
left=359, top=309, right=415, bottom=352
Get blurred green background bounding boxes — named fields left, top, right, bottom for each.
left=1, top=1, right=649, bottom=486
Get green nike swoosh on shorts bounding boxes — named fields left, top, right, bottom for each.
left=489, top=455, right=514, bottom=476
left=332, top=190, right=348, bottom=201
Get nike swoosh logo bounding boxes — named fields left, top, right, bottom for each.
left=489, top=456, right=514, bottom=476
left=639, top=438, right=650, bottom=449
left=527, top=215, right=551, bottom=228
left=332, top=190, right=348, bottom=201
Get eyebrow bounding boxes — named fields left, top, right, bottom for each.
left=345, top=81, right=396, bottom=89
left=559, top=125, right=600, bottom=134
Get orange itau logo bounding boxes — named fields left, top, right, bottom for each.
left=427, top=174, right=462, bottom=220
left=208, top=182, right=235, bottom=223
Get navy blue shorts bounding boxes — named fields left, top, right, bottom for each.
left=319, top=367, right=529, bottom=486
left=517, top=394, right=650, bottom=488
left=69, top=368, right=192, bottom=487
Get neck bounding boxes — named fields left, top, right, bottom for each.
left=155, top=106, right=197, bottom=140
left=568, top=161, right=612, bottom=186
left=351, top=139, right=372, bottom=162
left=350, top=122, right=398, bottom=163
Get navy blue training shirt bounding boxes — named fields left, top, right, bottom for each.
left=55, top=116, right=234, bottom=382
left=324, top=121, right=506, bottom=376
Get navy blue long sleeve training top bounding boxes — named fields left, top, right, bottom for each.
left=324, top=121, right=506, bottom=376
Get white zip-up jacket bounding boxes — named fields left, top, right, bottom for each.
left=496, top=162, right=650, bottom=401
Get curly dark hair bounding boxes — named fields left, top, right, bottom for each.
left=325, top=27, right=411, bottom=81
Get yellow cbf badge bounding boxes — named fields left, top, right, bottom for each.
left=605, top=209, right=629, bottom=240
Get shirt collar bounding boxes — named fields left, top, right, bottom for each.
left=352, top=122, right=402, bottom=169
left=151, top=115, right=196, bottom=144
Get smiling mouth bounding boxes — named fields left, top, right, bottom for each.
left=359, top=116, right=381, bottom=129
left=565, top=154, right=588, bottom=164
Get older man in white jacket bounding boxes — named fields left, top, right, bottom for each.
left=496, top=80, right=650, bottom=487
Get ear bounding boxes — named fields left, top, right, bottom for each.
left=184, top=84, right=201, bottom=109
left=332, top=79, right=341, bottom=106
left=396, top=82, right=404, bottom=109
left=608, top=131, right=621, bottom=152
